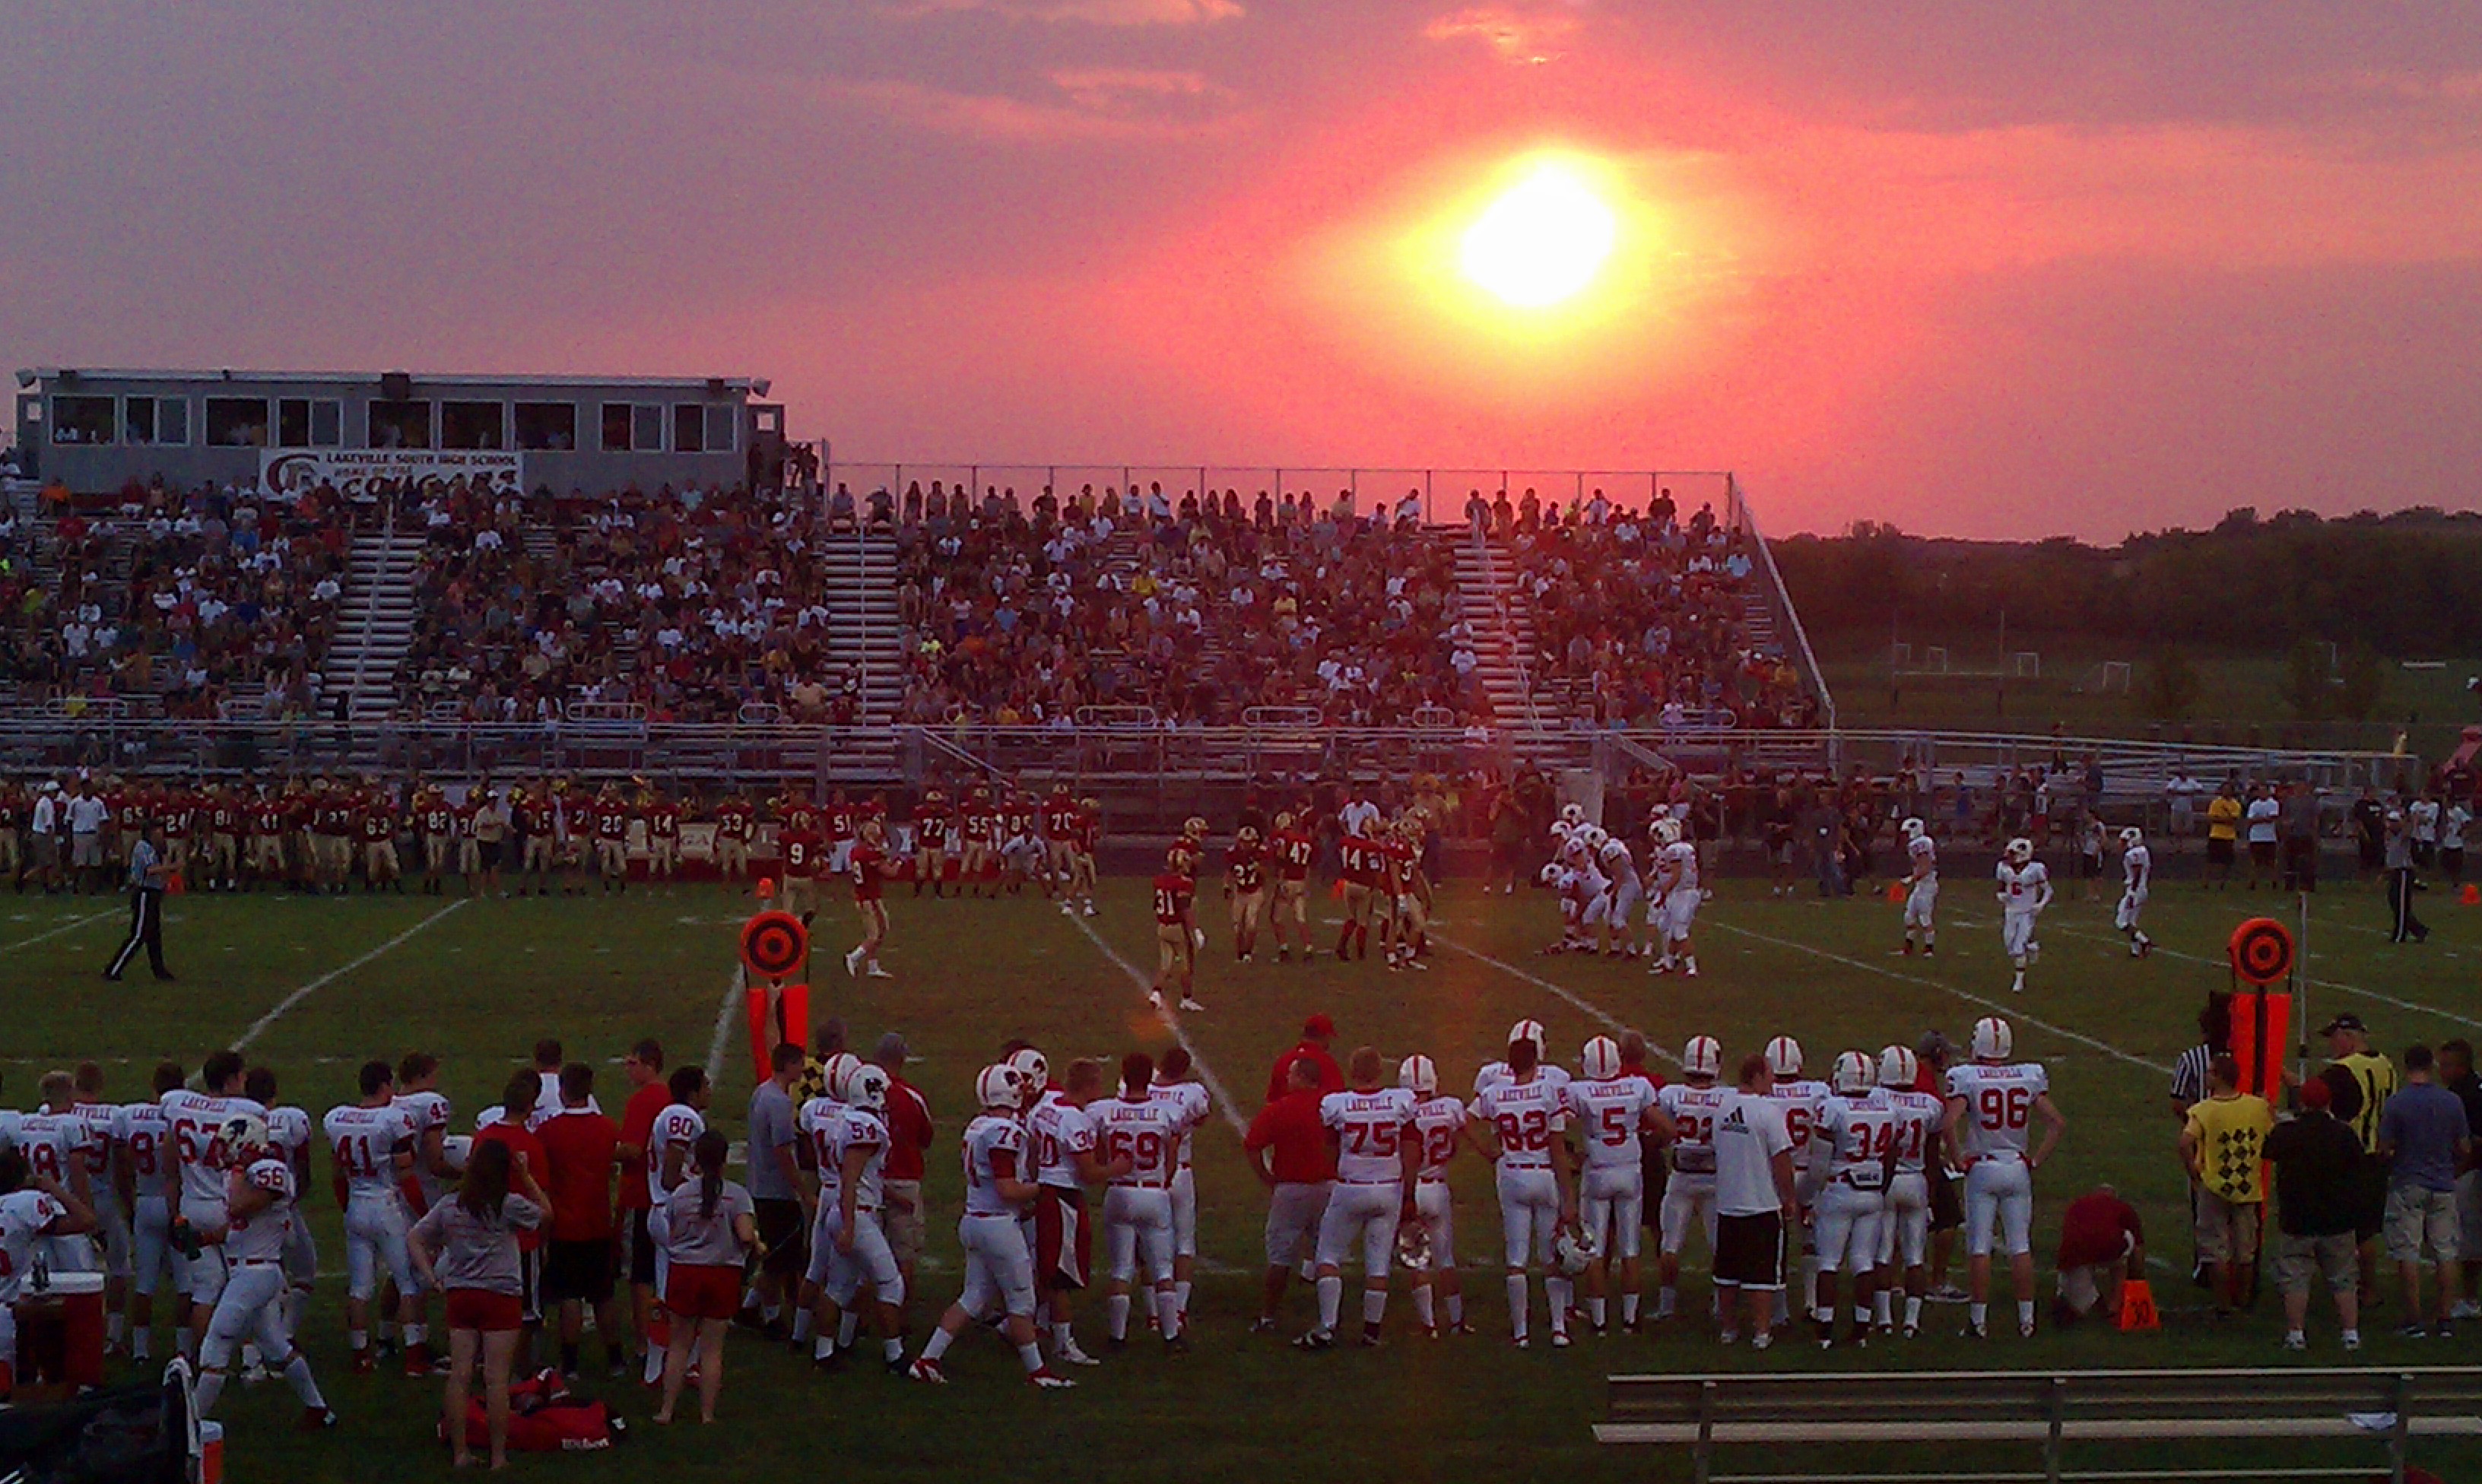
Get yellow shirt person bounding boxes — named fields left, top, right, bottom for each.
left=2205, top=794, right=2243, bottom=843
left=2183, top=1091, right=2274, bottom=1203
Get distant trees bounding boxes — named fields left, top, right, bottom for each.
left=2138, top=646, right=2202, bottom=721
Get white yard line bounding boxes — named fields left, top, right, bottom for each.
left=2, top=905, right=122, bottom=953
left=706, top=963, right=747, bottom=1085
left=233, top=899, right=468, bottom=1051
left=1705, top=920, right=2173, bottom=1075
left=1430, top=935, right=1681, bottom=1067
left=1065, top=912, right=1248, bottom=1135
left=1985, top=913, right=2482, bottom=1035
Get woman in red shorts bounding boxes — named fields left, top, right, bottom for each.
left=410, top=1139, right=547, bottom=1470
left=654, top=1130, right=758, bottom=1424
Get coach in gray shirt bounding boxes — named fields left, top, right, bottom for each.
left=745, top=1042, right=808, bottom=1333
left=2379, top=1044, right=2471, bottom=1335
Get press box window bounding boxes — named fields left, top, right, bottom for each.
left=205, top=397, right=271, bottom=447
left=601, top=402, right=664, bottom=452
left=440, top=401, right=507, bottom=450
left=706, top=404, right=737, bottom=452
left=49, top=395, right=117, bottom=445
left=275, top=398, right=342, bottom=448
left=368, top=400, right=433, bottom=449
left=673, top=404, right=707, bottom=454
left=515, top=402, right=576, bottom=451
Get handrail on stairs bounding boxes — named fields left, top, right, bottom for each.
left=344, top=503, right=393, bottom=718
left=1468, top=522, right=1548, bottom=747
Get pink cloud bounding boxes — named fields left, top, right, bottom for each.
left=883, top=0, right=1242, bottom=24
left=1423, top=5, right=1581, bottom=65
left=822, top=71, right=1247, bottom=142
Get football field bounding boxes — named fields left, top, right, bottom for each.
left=8, top=863, right=2482, bottom=1482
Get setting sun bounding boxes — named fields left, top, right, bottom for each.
left=1458, top=161, right=1619, bottom=309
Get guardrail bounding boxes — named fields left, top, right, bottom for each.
left=1726, top=473, right=1836, bottom=734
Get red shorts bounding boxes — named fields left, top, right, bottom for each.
left=664, top=1264, right=744, bottom=1322
left=1033, top=1187, right=1090, bottom=1292
left=444, top=1289, right=524, bottom=1333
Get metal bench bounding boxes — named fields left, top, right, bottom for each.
left=1597, top=1367, right=2482, bottom=1483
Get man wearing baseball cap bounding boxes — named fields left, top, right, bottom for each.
left=2321, top=1013, right=2398, bottom=1305
left=1265, top=1015, right=1344, bottom=1105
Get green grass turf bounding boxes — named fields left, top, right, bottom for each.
left=6, top=867, right=2482, bottom=1481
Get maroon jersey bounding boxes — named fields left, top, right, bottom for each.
left=850, top=842, right=886, bottom=902
left=914, top=803, right=950, bottom=848
left=716, top=802, right=753, bottom=841
left=1338, top=835, right=1382, bottom=886
left=1273, top=829, right=1316, bottom=882
left=1228, top=842, right=1267, bottom=895
left=649, top=802, right=680, bottom=839
left=1152, top=872, right=1195, bottom=926
left=781, top=828, right=824, bottom=880
left=358, top=804, right=396, bottom=843
left=595, top=803, right=630, bottom=842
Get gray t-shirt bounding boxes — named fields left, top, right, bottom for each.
left=660, top=1179, right=755, bottom=1267
left=747, top=1082, right=798, bottom=1201
left=411, top=1194, right=544, bottom=1295
left=2379, top=1080, right=2469, bottom=1193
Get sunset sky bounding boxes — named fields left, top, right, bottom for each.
left=5, top=2, right=2480, bottom=539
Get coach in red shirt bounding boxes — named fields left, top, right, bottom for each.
left=875, top=1033, right=935, bottom=1303
left=1266, top=1014, right=1345, bottom=1104
left=536, top=1063, right=624, bottom=1377
left=613, top=1037, right=671, bottom=1360
left=1246, top=1058, right=1337, bottom=1330
left=2054, top=1185, right=2146, bottom=1325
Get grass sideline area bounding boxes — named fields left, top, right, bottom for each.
left=8, top=869, right=2482, bottom=1482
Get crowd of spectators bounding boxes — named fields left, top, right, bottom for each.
left=887, top=480, right=1484, bottom=728
left=1471, top=484, right=1814, bottom=731
left=0, top=475, right=346, bottom=719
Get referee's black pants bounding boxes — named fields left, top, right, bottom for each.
left=2388, top=867, right=2428, bottom=943
left=105, top=886, right=171, bottom=980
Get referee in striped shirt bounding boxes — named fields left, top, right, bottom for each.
left=103, top=822, right=175, bottom=981
left=2169, top=992, right=2232, bottom=1285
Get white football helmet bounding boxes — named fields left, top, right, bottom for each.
left=1651, top=816, right=1682, bottom=846
left=2004, top=836, right=2034, bottom=865
left=1972, top=1016, right=2014, bottom=1061
left=1579, top=1035, right=1622, bottom=1081
left=1901, top=817, right=1925, bottom=840
left=2119, top=826, right=2144, bottom=848
left=1537, top=862, right=1565, bottom=886
left=1559, top=801, right=1585, bottom=828
left=1764, top=1035, right=1804, bottom=1080
left=839, top=1061, right=890, bottom=1113
left=1682, top=1035, right=1722, bottom=1080
left=1548, top=820, right=1574, bottom=844
left=1831, top=1050, right=1875, bottom=1096
left=1507, top=1019, right=1547, bottom=1055
left=220, top=1112, right=271, bottom=1164
left=1550, top=1223, right=1600, bottom=1276
left=1006, top=1047, right=1049, bottom=1094
left=1877, top=1044, right=1919, bottom=1089
left=976, top=1063, right=1024, bottom=1110
left=1396, top=1218, right=1434, bottom=1273
left=1398, top=1054, right=1438, bottom=1096
left=816, top=1052, right=862, bottom=1102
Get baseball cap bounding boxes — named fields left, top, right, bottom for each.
left=2319, top=1013, right=2366, bottom=1036
left=2298, top=1077, right=2332, bottom=1110
left=1303, top=1013, right=1335, bottom=1039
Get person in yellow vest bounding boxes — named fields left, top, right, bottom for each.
left=2179, top=1054, right=2273, bottom=1314
left=2320, top=1013, right=2399, bottom=1303
left=2203, top=784, right=2244, bottom=889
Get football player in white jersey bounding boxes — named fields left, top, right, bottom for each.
left=908, top=1066, right=1075, bottom=1388
left=1943, top=1017, right=2065, bottom=1337
left=1470, top=1036, right=1579, bottom=1347
left=1538, top=861, right=1592, bottom=954
left=192, top=1114, right=335, bottom=1428
left=1398, top=1054, right=1471, bottom=1337
left=1655, top=1035, right=1729, bottom=1322
left=1995, top=837, right=2053, bottom=994
left=325, top=1060, right=421, bottom=1375
left=389, top=1051, right=452, bottom=1375
left=807, top=1061, right=909, bottom=1371
left=1474, top=1019, right=1570, bottom=1099
left=1148, top=1048, right=1214, bottom=1327
left=2115, top=826, right=2154, bottom=956
left=1871, top=1045, right=1946, bottom=1338
left=1302, top=1048, right=1417, bottom=1349
left=19, top=1071, right=97, bottom=1275
left=161, top=1050, right=266, bottom=1365
left=1649, top=817, right=1703, bottom=975
left=1592, top=832, right=1644, bottom=958
left=1026, top=1059, right=1128, bottom=1367
left=1804, top=1051, right=1898, bottom=1349
left=119, top=1061, right=181, bottom=1362
left=67, top=1064, right=130, bottom=1354
left=1565, top=1034, right=1673, bottom=1333
left=0, top=1144, right=96, bottom=1396
left=1097, top=1052, right=1197, bottom=1351
left=243, top=1065, right=316, bottom=1366
left=1759, top=1037, right=1829, bottom=1326
left=1896, top=818, right=1938, bottom=956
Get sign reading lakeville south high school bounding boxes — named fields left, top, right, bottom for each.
left=259, top=449, right=524, bottom=502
